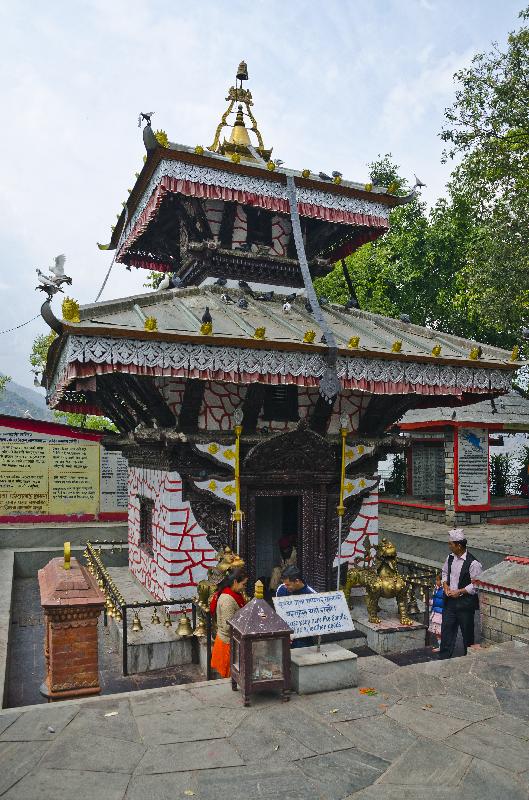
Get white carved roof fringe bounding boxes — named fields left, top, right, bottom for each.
left=48, top=334, right=513, bottom=405
left=123, top=159, right=390, bottom=245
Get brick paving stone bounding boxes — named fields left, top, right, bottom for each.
left=482, top=712, right=529, bottom=738
left=64, top=698, right=141, bottom=742
left=2, top=768, right=130, bottom=800
left=334, top=714, right=417, bottom=761
left=194, top=764, right=332, bottom=800
left=402, top=693, right=496, bottom=722
left=124, top=772, right=198, bottom=800
left=494, top=686, right=529, bottom=719
left=458, top=757, right=529, bottom=800
left=135, top=739, right=244, bottom=774
left=0, top=705, right=78, bottom=741
left=446, top=720, right=529, bottom=772
left=129, top=687, right=204, bottom=717
left=0, top=712, right=20, bottom=736
left=473, top=662, right=529, bottom=689
left=299, top=686, right=401, bottom=723
left=297, top=747, right=390, bottom=797
left=228, top=711, right=316, bottom=763
left=440, top=674, right=501, bottom=709
left=135, top=706, right=247, bottom=745
left=253, top=704, right=352, bottom=754
left=0, top=741, right=48, bottom=795
left=40, top=730, right=146, bottom=773
left=378, top=738, right=471, bottom=785
left=386, top=702, right=472, bottom=739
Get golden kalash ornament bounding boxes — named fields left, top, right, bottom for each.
left=343, top=537, right=413, bottom=626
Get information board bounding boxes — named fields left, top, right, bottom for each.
left=457, top=427, right=489, bottom=508
left=273, top=591, right=354, bottom=639
left=100, top=450, right=128, bottom=512
left=0, top=424, right=128, bottom=517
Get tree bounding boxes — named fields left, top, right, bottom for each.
left=440, top=6, right=529, bottom=344
left=0, top=375, right=10, bottom=396
left=29, top=332, right=117, bottom=432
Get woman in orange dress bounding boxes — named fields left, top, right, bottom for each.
left=210, top=567, right=248, bottom=678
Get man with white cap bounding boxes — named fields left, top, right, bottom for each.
left=438, top=529, right=482, bottom=659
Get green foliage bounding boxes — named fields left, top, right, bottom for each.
left=490, top=453, right=516, bottom=497
left=53, top=412, right=117, bottom=432
left=144, top=271, right=164, bottom=289
left=368, top=153, right=408, bottom=194
left=0, top=375, right=10, bottom=396
left=30, top=331, right=57, bottom=372
left=385, top=454, right=407, bottom=496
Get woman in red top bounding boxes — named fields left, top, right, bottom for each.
left=210, top=567, right=248, bottom=678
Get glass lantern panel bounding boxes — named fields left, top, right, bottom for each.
left=232, top=638, right=240, bottom=670
left=251, top=638, right=283, bottom=681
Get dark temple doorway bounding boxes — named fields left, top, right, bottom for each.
left=254, top=495, right=301, bottom=591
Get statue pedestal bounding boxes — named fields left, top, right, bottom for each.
left=290, top=644, right=358, bottom=694
left=350, top=599, right=426, bottom=655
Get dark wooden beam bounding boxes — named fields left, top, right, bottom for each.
left=241, top=384, right=266, bottom=432
left=96, top=378, right=138, bottom=432
left=130, top=376, right=176, bottom=427
left=178, top=379, right=206, bottom=432
left=358, top=395, right=419, bottom=437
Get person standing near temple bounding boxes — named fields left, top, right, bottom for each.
left=210, top=567, right=248, bottom=678
left=276, top=565, right=316, bottom=648
left=439, top=529, right=482, bottom=659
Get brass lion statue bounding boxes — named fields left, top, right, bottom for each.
left=343, top=537, right=413, bottom=626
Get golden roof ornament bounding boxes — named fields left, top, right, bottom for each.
left=209, top=62, right=272, bottom=162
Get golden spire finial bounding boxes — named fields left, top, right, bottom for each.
left=208, top=63, right=272, bottom=162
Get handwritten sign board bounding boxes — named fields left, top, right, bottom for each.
left=457, top=427, right=489, bottom=508
left=273, top=591, right=354, bottom=639
left=100, top=450, right=128, bottom=512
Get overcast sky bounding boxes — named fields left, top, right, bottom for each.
left=0, top=0, right=523, bottom=391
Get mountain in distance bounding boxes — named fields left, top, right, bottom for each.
left=0, top=377, right=53, bottom=421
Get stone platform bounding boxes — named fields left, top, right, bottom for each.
left=290, top=644, right=357, bottom=694
left=107, top=568, right=194, bottom=674
left=350, top=598, right=427, bottom=655
left=1, top=640, right=529, bottom=799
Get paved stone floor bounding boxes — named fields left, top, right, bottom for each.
left=381, top=512, right=529, bottom=559
left=1, top=640, right=529, bottom=799
left=5, top=579, right=203, bottom=708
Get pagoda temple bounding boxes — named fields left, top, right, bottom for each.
left=42, top=63, right=522, bottom=599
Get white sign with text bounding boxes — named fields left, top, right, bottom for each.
left=457, top=427, right=489, bottom=507
left=273, top=591, right=354, bottom=639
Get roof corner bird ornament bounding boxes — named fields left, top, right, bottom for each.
left=138, top=111, right=155, bottom=128
left=413, top=174, right=426, bottom=190
left=35, top=254, right=72, bottom=297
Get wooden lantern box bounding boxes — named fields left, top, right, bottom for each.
left=229, top=597, right=292, bottom=706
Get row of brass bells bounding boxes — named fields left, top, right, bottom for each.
left=176, top=614, right=193, bottom=637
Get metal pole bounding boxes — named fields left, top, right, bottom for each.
left=336, top=516, right=343, bottom=591
left=122, top=606, right=128, bottom=676
left=206, top=612, right=212, bottom=681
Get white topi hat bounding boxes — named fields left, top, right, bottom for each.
left=449, top=528, right=465, bottom=542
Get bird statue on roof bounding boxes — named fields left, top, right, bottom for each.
left=413, top=174, right=426, bottom=190
left=282, top=302, right=291, bottom=314
left=238, top=280, right=255, bottom=297
left=170, top=275, right=183, bottom=289
left=215, top=277, right=227, bottom=286
left=35, top=254, right=72, bottom=296
left=344, top=297, right=359, bottom=310
left=202, top=307, right=213, bottom=325
left=318, top=172, right=332, bottom=181
left=399, top=314, right=411, bottom=323
left=286, top=292, right=297, bottom=303
left=237, top=298, right=248, bottom=309
left=221, top=293, right=234, bottom=304
left=138, top=112, right=155, bottom=127
left=259, top=290, right=274, bottom=302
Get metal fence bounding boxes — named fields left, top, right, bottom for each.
left=83, top=540, right=212, bottom=677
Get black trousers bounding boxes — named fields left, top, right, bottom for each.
left=438, top=598, right=476, bottom=659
